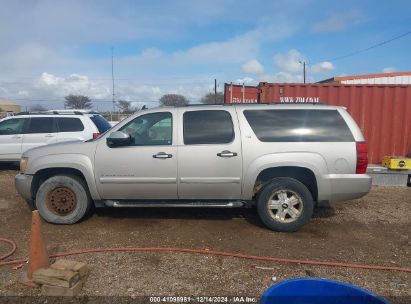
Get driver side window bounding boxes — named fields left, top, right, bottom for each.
left=0, top=118, right=26, bottom=135
left=118, top=112, right=172, bottom=146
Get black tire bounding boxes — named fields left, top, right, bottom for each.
left=257, top=177, right=314, bottom=232
left=36, top=175, right=92, bottom=224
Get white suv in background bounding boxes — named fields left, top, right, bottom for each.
left=0, top=110, right=111, bottom=162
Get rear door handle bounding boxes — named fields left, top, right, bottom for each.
left=11, top=135, right=22, bottom=139
left=217, top=150, right=238, bottom=158
left=45, top=134, right=55, bottom=138
left=153, top=152, right=172, bottom=159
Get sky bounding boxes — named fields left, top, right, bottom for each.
left=0, top=0, right=410, bottom=110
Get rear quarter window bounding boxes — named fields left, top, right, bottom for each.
left=57, top=117, right=84, bottom=132
left=243, top=109, right=354, bottom=142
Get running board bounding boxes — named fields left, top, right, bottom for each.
left=102, top=200, right=247, bottom=208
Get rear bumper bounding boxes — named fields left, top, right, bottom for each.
left=15, top=173, right=35, bottom=209
left=326, top=174, right=372, bottom=202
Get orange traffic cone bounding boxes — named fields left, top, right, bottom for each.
left=20, top=210, right=49, bottom=287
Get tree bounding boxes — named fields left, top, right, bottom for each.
left=159, top=94, right=189, bottom=107
left=64, top=94, right=92, bottom=109
left=117, top=100, right=137, bottom=114
left=200, top=92, right=224, bottom=104
left=30, top=104, right=47, bottom=112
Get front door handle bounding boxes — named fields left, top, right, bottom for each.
left=153, top=152, right=172, bottom=159
left=217, top=150, right=238, bottom=158
left=45, top=134, right=55, bottom=138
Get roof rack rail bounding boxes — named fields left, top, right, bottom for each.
left=14, top=111, right=89, bottom=116
left=46, top=109, right=99, bottom=114
left=156, top=103, right=334, bottom=108
left=268, top=101, right=329, bottom=105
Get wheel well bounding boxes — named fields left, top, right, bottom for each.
left=254, top=166, right=318, bottom=201
left=31, top=167, right=88, bottom=200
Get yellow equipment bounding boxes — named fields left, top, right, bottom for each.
left=382, top=156, right=411, bottom=170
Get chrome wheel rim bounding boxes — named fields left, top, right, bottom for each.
left=267, top=190, right=303, bottom=223
left=46, top=187, right=77, bottom=216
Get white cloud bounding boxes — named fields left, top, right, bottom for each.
left=32, top=72, right=111, bottom=99
left=242, top=59, right=264, bottom=75
left=310, top=61, right=335, bottom=74
left=312, top=10, right=364, bottom=33
left=259, top=72, right=303, bottom=83
left=382, top=67, right=397, bottom=73
left=0, top=1, right=304, bottom=109
left=243, top=49, right=335, bottom=84
left=235, top=77, right=258, bottom=85
left=172, top=31, right=259, bottom=64
left=274, top=49, right=305, bottom=74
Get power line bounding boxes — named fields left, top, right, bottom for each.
left=0, top=79, right=216, bottom=86
left=0, top=96, right=161, bottom=103
left=322, top=31, right=411, bottom=63
left=0, top=74, right=226, bottom=82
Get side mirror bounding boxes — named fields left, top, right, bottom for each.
left=107, top=131, right=131, bottom=147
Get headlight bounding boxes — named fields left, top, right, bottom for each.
left=20, top=157, right=29, bottom=173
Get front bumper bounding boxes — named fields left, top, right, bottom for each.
left=326, top=174, right=372, bottom=202
left=15, top=173, right=35, bottom=209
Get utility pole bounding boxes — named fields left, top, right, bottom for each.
left=214, top=79, right=217, bottom=104
left=230, top=82, right=233, bottom=103
left=242, top=82, right=245, bottom=102
left=111, top=47, right=115, bottom=120
left=299, top=60, right=306, bottom=84
left=303, top=61, right=306, bottom=84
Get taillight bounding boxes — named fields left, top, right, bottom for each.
left=92, top=132, right=101, bottom=139
left=356, top=142, right=368, bottom=174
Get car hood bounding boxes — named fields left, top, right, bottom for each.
left=23, top=140, right=98, bottom=159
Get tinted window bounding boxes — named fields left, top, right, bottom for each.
left=57, top=118, right=84, bottom=132
left=0, top=118, right=26, bottom=135
left=183, top=110, right=234, bottom=145
left=118, top=112, right=172, bottom=146
left=27, top=117, right=55, bottom=134
left=244, top=109, right=354, bottom=142
left=90, top=115, right=111, bottom=133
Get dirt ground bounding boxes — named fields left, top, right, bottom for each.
left=0, top=163, right=410, bottom=303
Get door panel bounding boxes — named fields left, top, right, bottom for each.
left=22, top=117, right=57, bottom=153
left=94, top=111, right=178, bottom=200
left=177, top=108, right=242, bottom=199
left=0, top=118, right=26, bottom=160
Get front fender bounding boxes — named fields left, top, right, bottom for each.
left=242, top=152, right=330, bottom=200
left=26, top=154, right=100, bottom=200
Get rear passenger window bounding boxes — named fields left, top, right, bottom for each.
left=244, top=109, right=354, bottom=142
left=26, top=117, right=55, bottom=134
left=57, top=118, right=84, bottom=132
left=183, top=110, right=234, bottom=145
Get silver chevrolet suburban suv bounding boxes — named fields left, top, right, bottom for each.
left=15, top=104, right=372, bottom=232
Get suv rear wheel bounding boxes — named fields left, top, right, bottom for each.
left=257, top=177, right=314, bottom=232
left=36, top=175, right=91, bottom=224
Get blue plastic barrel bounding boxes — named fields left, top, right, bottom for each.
left=260, top=278, right=389, bottom=304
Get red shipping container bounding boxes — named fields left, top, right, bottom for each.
left=224, top=83, right=258, bottom=104
left=258, top=83, right=411, bottom=164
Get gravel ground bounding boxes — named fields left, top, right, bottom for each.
left=0, top=163, right=410, bottom=303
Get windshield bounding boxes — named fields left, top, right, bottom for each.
left=90, top=115, right=111, bottom=133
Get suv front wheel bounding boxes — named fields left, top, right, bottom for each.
left=257, top=177, right=314, bottom=232
left=36, top=175, right=92, bottom=224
